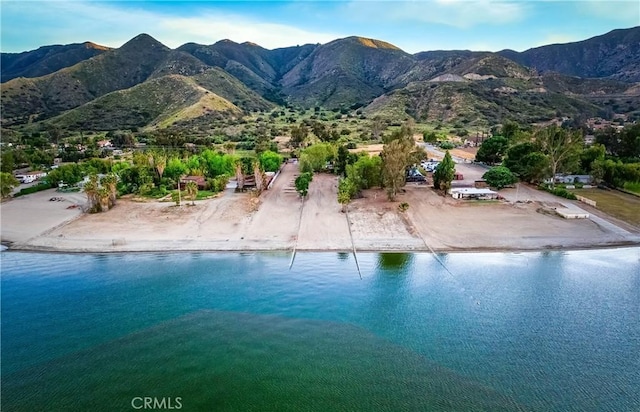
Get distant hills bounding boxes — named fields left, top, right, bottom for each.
left=1, top=26, right=639, bottom=130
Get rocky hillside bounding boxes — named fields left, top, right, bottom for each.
left=0, top=41, right=111, bottom=83
left=498, top=27, right=640, bottom=82
left=47, top=75, right=242, bottom=130
left=1, top=27, right=639, bottom=130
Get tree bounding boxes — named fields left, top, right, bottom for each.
left=253, top=161, right=265, bottom=192
left=433, top=151, right=455, bottom=194
left=337, top=178, right=355, bottom=212
left=596, top=124, right=640, bottom=160
left=45, top=163, right=84, bottom=187
left=148, top=151, right=167, bottom=184
left=535, top=125, right=583, bottom=186
left=259, top=150, right=283, bottom=172
left=100, top=173, right=118, bottom=208
left=483, top=166, right=518, bottom=189
left=501, top=120, right=521, bottom=141
left=580, top=143, right=606, bottom=174
left=185, top=181, right=198, bottom=206
left=503, top=143, right=548, bottom=183
left=97, top=187, right=110, bottom=212
left=164, top=157, right=188, bottom=181
left=290, top=123, right=309, bottom=148
left=380, top=124, right=425, bottom=201
left=0, top=172, right=19, bottom=198
left=335, top=145, right=350, bottom=177
left=83, top=174, right=100, bottom=213
left=299, top=143, right=336, bottom=173
left=370, top=116, right=386, bottom=140
left=346, top=154, right=383, bottom=193
left=295, top=172, right=313, bottom=198
left=1, top=151, right=15, bottom=173
left=475, top=135, right=509, bottom=165
left=519, top=152, right=549, bottom=183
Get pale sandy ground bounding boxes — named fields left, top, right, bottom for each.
left=2, top=162, right=639, bottom=253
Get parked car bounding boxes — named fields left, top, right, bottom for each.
left=406, top=168, right=426, bottom=183
left=421, top=161, right=439, bottom=172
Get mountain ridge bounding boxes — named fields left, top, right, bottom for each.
left=2, top=27, right=639, bottom=130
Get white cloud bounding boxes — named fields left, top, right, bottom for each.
left=158, top=14, right=341, bottom=48
left=344, top=0, right=527, bottom=28
left=1, top=0, right=344, bottom=51
left=580, top=1, right=640, bottom=24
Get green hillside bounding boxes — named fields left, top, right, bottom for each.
left=48, top=75, right=241, bottom=130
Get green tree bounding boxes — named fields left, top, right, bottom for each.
left=164, top=157, right=188, bottom=181
left=46, top=163, right=84, bottom=187
left=185, top=181, right=198, bottom=206
left=290, top=123, right=309, bottom=148
left=259, top=150, right=283, bottom=172
left=1, top=151, right=15, bottom=173
left=295, top=172, right=313, bottom=198
left=100, top=173, right=118, bottom=208
left=335, top=145, right=350, bottom=177
left=0, top=172, right=19, bottom=197
left=501, top=120, right=521, bottom=141
left=519, top=152, right=549, bottom=183
left=97, top=187, right=110, bottom=212
left=380, top=124, right=425, bottom=201
left=503, top=143, right=548, bottom=183
left=337, top=178, right=355, bottom=212
left=148, top=151, right=167, bottom=184
left=482, top=166, right=518, bottom=189
left=84, top=174, right=100, bottom=213
left=299, top=143, right=336, bottom=173
left=475, top=135, right=509, bottom=165
left=346, top=154, right=383, bottom=192
left=580, top=144, right=606, bottom=174
left=535, top=125, right=583, bottom=186
left=433, top=151, right=455, bottom=194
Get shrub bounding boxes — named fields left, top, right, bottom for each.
left=14, top=182, right=52, bottom=197
left=540, top=184, right=578, bottom=200
left=438, top=141, right=455, bottom=150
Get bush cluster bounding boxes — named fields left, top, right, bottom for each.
left=14, top=182, right=52, bottom=197
left=540, top=184, right=578, bottom=200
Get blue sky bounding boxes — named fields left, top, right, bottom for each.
left=1, top=1, right=639, bottom=53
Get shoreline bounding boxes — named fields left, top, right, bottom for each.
left=5, top=240, right=639, bottom=255
left=2, top=164, right=639, bottom=257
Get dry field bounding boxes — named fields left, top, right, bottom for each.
left=2, top=163, right=639, bottom=253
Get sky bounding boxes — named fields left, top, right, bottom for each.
left=1, top=0, right=639, bottom=54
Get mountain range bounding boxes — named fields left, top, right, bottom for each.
left=1, top=26, right=639, bottom=131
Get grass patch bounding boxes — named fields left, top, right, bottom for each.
left=571, top=188, right=640, bottom=227
left=623, top=181, right=640, bottom=195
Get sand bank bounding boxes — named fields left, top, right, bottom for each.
left=2, top=163, right=639, bottom=254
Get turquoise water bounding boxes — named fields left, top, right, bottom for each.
left=1, top=249, right=639, bottom=411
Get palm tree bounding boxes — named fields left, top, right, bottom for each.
left=84, top=175, right=99, bottom=213
left=97, top=187, right=110, bottom=212
left=148, top=150, right=167, bottom=184
left=235, top=162, right=245, bottom=191
left=100, top=173, right=117, bottom=208
left=253, top=160, right=265, bottom=192
left=185, top=181, right=198, bottom=206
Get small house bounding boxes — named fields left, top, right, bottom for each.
left=180, top=176, right=207, bottom=190
left=450, top=187, right=498, bottom=200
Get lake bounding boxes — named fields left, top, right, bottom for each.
left=1, top=248, right=639, bottom=411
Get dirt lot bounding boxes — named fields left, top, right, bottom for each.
left=2, top=163, right=639, bottom=253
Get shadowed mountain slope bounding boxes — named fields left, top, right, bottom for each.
left=499, top=27, right=640, bottom=82
left=1, top=42, right=111, bottom=83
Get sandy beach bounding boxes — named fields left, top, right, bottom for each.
left=2, top=162, right=639, bottom=253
